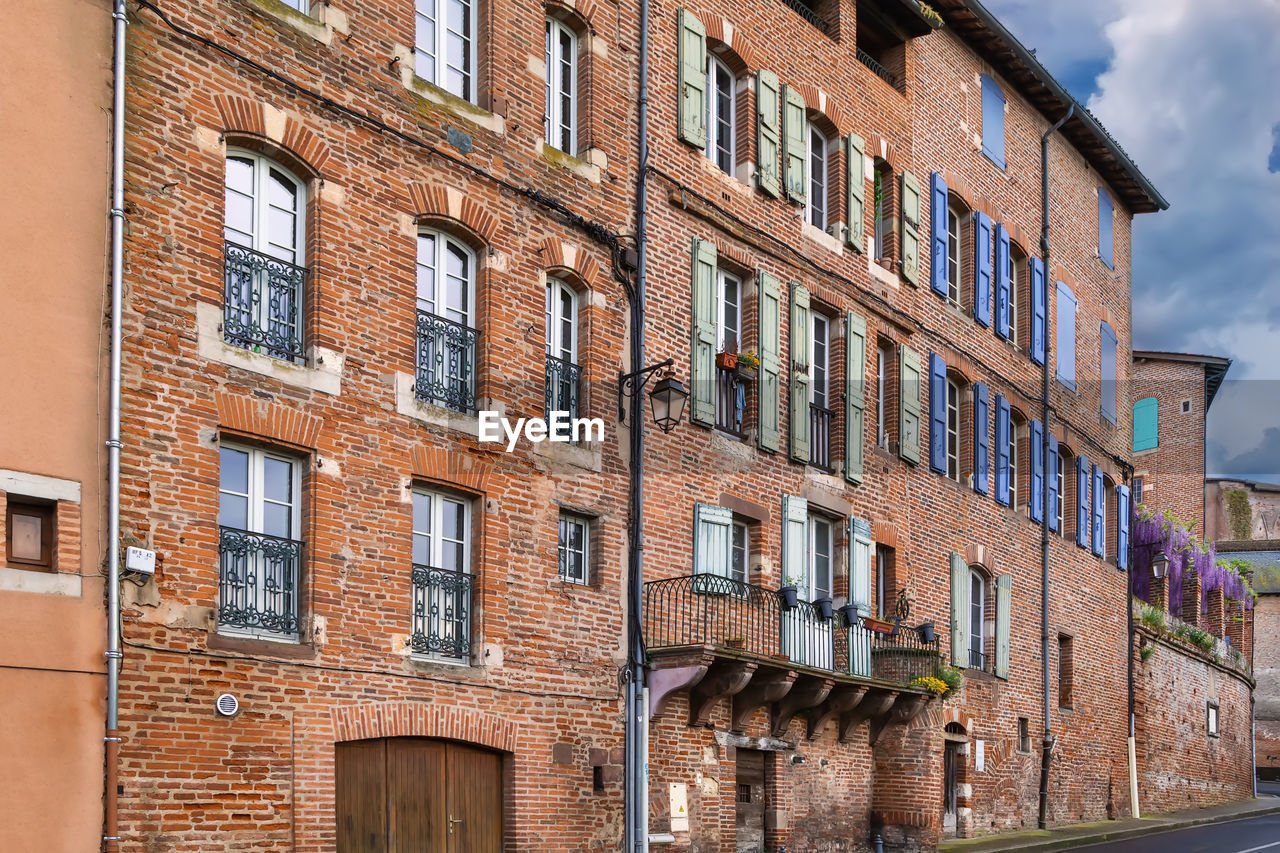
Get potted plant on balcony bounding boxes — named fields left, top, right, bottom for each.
left=735, top=350, right=760, bottom=380
left=814, top=595, right=834, bottom=621
left=861, top=615, right=895, bottom=634
left=917, top=621, right=936, bottom=644
left=716, top=351, right=739, bottom=370
left=839, top=601, right=861, bottom=627
left=779, top=575, right=802, bottom=610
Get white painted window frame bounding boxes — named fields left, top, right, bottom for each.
left=415, top=0, right=479, bottom=102
left=806, top=123, right=830, bottom=231
left=706, top=53, right=736, bottom=173
left=545, top=276, right=579, bottom=363
left=544, top=17, right=578, bottom=155
left=557, top=511, right=590, bottom=585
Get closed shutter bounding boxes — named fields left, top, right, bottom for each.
left=758, top=271, right=782, bottom=451
left=973, top=211, right=993, bottom=327
left=1029, top=420, right=1044, bottom=522
left=846, top=133, right=867, bottom=253
left=849, top=517, right=872, bottom=613
left=789, top=282, right=811, bottom=463
left=1092, top=463, right=1104, bottom=557
left=930, top=171, right=949, bottom=297
left=899, top=345, right=922, bottom=464
left=994, top=222, right=1011, bottom=339
left=845, top=311, right=867, bottom=484
left=689, top=237, right=717, bottom=427
left=782, top=85, right=807, bottom=204
left=756, top=70, right=781, bottom=198
left=900, top=170, right=922, bottom=286
left=1133, top=397, right=1158, bottom=452
left=994, top=394, right=1010, bottom=506
left=928, top=352, right=947, bottom=474
left=1056, top=281, right=1077, bottom=389
left=1100, top=321, right=1118, bottom=423
left=950, top=551, right=967, bottom=667
left=994, top=574, right=1011, bottom=679
left=1076, top=456, right=1089, bottom=548
left=973, top=382, right=990, bottom=495
left=676, top=9, right=707, bottom=149
left=1117, top=484, right=1131, bottom=570
left=781, top=495, right=808, bottom=588
left=1098, top=188, right=1114, bottom=268
left=693, top=503, right=733, bottom=577
left=1048, top=434, right=1060, bottom=533
left=1030, top=256, right=1046, bottom=365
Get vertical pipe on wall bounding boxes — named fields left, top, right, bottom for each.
left=1124, top=467, right=1140, bottom=819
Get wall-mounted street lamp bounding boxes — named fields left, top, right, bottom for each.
left=1150, top=551, right=1169, bottom=580
left=618, top=357, right=688, bottom=434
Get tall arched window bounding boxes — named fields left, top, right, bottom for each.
left=706, top=54, right=735, bottom=173
left=223, top=149, right=307, bottom=363
left=545, top=276, right=580, bottom=418
left=415, top=230, right=478, bottom=413
left=969, top=567, right=986, bottom=668
left=806, top=122, right=830, bottom=230
left=415, top=0, right=478, bottom=102
left=544, top=18, right=578, bottom=155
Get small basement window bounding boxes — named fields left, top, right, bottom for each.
left=6, top=498, right=55, bottom=570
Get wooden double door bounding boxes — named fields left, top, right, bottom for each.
left=336, top=737, right=503, bottom=852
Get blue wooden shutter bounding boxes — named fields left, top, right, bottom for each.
left=930, top=172, right=949, bottom=297
left=973, top=211, right=993, bottom=327
left=1056, top=281, right=1077, bottom=389
left=1098, top=188, right=1114, bottom=269
left=693, top=503, right=732, bottom=576
left=1029, top=420, right=1044, bottom=522
left=689, top=238, right=718, bottom=426
left=756, top=70, right=781, bottom=198
left=1030, top=257, right=1046, bottom=365
left=994, top=222, right=1011, bottom=339
left=1076, top=456, right=1089, bottom=548
left=928, top=352, right=947, bottom=474
left=1133, top=397, right=1158, bottom=452
left=1117, top=484, right=1131, bottom=571
left=1091, top=463, right=1104, bottom=557
left=1048, top=434, right=1060, bottom=533
left=973, top=382, right=990, bottom=495
left=1100, top=321, right=1118, bottom=423
left=981, top=75, right=1006, bottom=168
left=994, top=574, right=1011, bottom=679
left=676, top=9, right=707, bottom=149
left=994, top=394, right=1010, bottom=506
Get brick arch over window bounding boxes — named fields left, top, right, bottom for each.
left=411, top=445, right=495, bottom=494
left=963, top=544, right=998, bottom=575
left=216, top=391, right=322, bottom=449
left=406, top=183, right=501, bottom=249
left=691, top=11, right=761, bottom=71
left=538, top=236, right=603, bottom=292
left=331, top=701, right=518, bottom=753
left=941, top=706, right=975, bottom=735
left=214, top=94, right=332, bottom=176
left=792, top=84, right=850, bottom=136
left=546, top=0, right=598, bottom=33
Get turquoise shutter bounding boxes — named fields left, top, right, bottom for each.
left=1117, top=484, right=1131, bottom=570
left=994, top=574, right=1011, bottom=679
left=899, top=345, right=922, bottom=464
left=950, top=551, right=967, bottom=667
left=782, top=85, right=806, bottom=204
left=693, top=503, right=732, bottom=577
left=756, top=70, right=781, bottom=198
left=994, top=394, right=1010, bottom=506
left=930, top=171, right=949, bottom=297
left=900, top=170, right=922, bottom=286
left=676, top=9, right=707, bottom=148
left=1133, top=397, right=1158, bottom=452
left=1048, top=434, right=1060, bottom=533
left=781, top=495, right=808, bottom=588
left=689, top=237, right=717, bottom=426
left=1076, top=456, right=1089, bottom=548
left=1029, top=420, right=1044, bottom=522
left=757, top=271, right=782, bottom=451
left=1030, top=257, right=1046, bottom=365
left=845, top=311, right=867, bottom=484
left=849, top=517, right=872, bottom=613
left=846, top=134, right=867, bottom=253
left=1091, top=463, right=1104, bottom=557
left=973, top=211, right=993, bottom=327
left=928, top=352, right=947, bottom=474
left=789, top=282, right=811, bottom=463
left=973, top=382, right=990, bottom=495
left=994, top=222, right=1011, bottom=339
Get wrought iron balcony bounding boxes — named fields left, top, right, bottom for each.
left=415, top=311, right=479, bottom=413
left=968, top=648, right=987, bottom=671
left=223, top=242, right=307, bottom=363
left=715, top=366, right=748, bottom=435
left=218, top=526, right=302, bottom=637
left=857, top=47, right=898, bottom=88
left=780, top=0, right=830, bottom=34
left=545, top=355, right=582, bottom=421
left=809, top=403, right=833, bottom=469
left=411, top=565, right=473, bottom=661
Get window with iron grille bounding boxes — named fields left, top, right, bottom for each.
left=411, top=488, right=473, bottom=661
left=416, top=231, right=479, bottom=413
left=809, top=312, right=833, bottom=469
left=545, top=277, right=580, bottom=420
left=558, top=512, right=590, bottom=585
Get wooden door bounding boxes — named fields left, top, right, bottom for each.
left=447, top=742, right=503, bottom=853
left=942, top=740, right=958, bottom=835
left=388, top=738, right=448, bottom=851
left=336, top=739, right=389, bottom=853
left=735, top=748, right=765, bottom=853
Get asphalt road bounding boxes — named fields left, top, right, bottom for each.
left=1064, top=811, right=1280, bottom=853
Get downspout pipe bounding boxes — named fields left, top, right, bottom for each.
left=1123, top=464, right=1138, bottom=820
left=1037, top=103, right=1072, bottom=832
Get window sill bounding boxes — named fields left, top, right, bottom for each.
left=389, top=371, right=496, bottom=438
left=0, top=566, right=82, bottom=597
left=390, top=46, right=505, bottom=136
left=408, top=652, right=473, bottom=669
left=868, top=258, right=899, bottom=289
left=240, top=0, right=349, bottom=46
left=801, top=222, right=845, bottom=255
left=208, top=629, right=314, bottom=659
left=539, top=142, right=606, bottom=183
left=196, top=301, right=344, bottom=395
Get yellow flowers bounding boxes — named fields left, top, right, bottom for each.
left=912, top=676, right=949, bottom=696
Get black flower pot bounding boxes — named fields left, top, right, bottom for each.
left=918, top=621, right=936, bottom=644
left=780, top=585, right=799, bottom=609
left=814, top=597, right=834, bottom=621
left=839, top=603, right=860, bottom=627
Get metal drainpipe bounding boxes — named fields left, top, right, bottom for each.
left=1123, top=465, right=1139, bottom=819
left=1037, top=103, right=1072, bottom=831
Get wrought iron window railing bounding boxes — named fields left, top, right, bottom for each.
left=779, top=0, right=831, bottom=34
left=545, top=355, right=582, bottom=421
left=415, top=311, right=479, bottom=413
left=968, top=648, right=987, bottom=670
left=809, top=403, right=833, bottom=469
left=857, top=47, right=898, bottom=87
left=715, top=366, right=749, bottom=435
left=411, top=565, right=473, bottom=661
left=223, top=242, right=307, bottom=363
left=218, top=526, right=302, bottom=637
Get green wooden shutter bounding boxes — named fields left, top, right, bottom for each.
left=782, top=85, right=807, bottom=205
left=689, top=237, right=717, bottom=427
left=900, top=170, right=922, bottom=287
left=899, top=344, right=922, bottom=465
left=789, top=282, right=811, bottom=463
left=994, top=574, right=1011, bottom=679
left=693, top=503, right=733, bottom=577
left=676, top=9, right=707, bottom=149
left=756, top=70, right=781, bottom=198
left=845, top=133, right=867, bottom=253
left=1133, top=397, right=1158, bottom=452
left=781, top=495, right=808, bottom=588
left=849, top=518, right=872, bottom=612
left=757, top=272, right=782, bottom=451
left=845, top=311, right=867, bottom=484
left=950, top=551, right=967, bottom=667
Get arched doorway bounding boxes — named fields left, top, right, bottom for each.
left=942, top=721, right=968, bottom=836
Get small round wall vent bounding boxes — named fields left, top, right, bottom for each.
left=215, top=693, right=240, bottom=717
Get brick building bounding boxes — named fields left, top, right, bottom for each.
left=1208, top=478, right=1280, bottom=542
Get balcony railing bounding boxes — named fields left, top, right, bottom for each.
left=857, top=46, right=898, bottom=88
left=643, top=574, right=941, bottom=688
left=715, top=366, right=748, bottom=435
left=218, top=526, right=302, bottom=637
left=415, top=311, right=479, bottom=413
left=545, top=355, right=582, bottom=421
left=809, top=403, right=833, bottom=469
left=968, top=648, right=987, bottom=671
left=223, top=242, right=306, bottom=363
left=411, top=565, right=473, bottom=661
left=780, top=0, right=830, bottom=34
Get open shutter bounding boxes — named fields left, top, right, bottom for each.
left=930, top=171, right=949, bottom=297
left=676, top=9, right=707, bottom=149
left=950, top=551, right=967, bottom=667
left=994, top=574, right=1011, bottom=679
left=782, top=85, right=807, bottom=204
left=928, top=352, right=947, bottom=474
left=849, top=518, right=872, bottom=613
left=1030, top=257, right=1046, bottom=365
left=900, top=170, right=922, bottom=286
left=973, top=211, right=993, bottom=327
left=1076, top=456, right=1089, bottom=548
left=1100, top=321, right=1118, bottom=423
left=899, top=345, right=922, bottom=464
left=973, top=382, right=990, bottom=495
left=789, top=282, right=811, bottom=462
left=1048, top=434, right=1060, bottom=533
left=757, top=271, right=782, bottom=451
left=1091, top=463, right=1104, bottom=557
left=1117, top=484, right=1131, bottom=570
left=689, top=238, right=717, bottom=427
left=781, top=495, right=808, bottom=588
left=994, top=222, right=1011, bottom=339
left=845, top=311, right=867, bottom=484
left=756, top=70, right=781, bottom=198
left=1029, top=420, right=1044, bottom=522
left=846, top=133, right=867, bottom=253
left=692, top=503, right=732, bottom=577
left=994, top=394, right=1010, bottom=506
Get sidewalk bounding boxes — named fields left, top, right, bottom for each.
left=938, top=796, right=1280, bottom=852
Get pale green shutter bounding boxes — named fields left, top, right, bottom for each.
left=756, top=70, right=781, bottom=198
left=899, top=344, right=922, bottom=465
left=693, top=503, right=733, bottom=577
left=781, top=495, right=808, bottom=588
left=782, top=85, right=807, bottom=205
left=758, top=272, right=782, bottom=451
left=900, top=169, right=921, bottom=286
left=950, top=551, right=967, bottom=667
left=849, top=518, right=872, bottom=612
left=845, top=133, right=867, bottom=253
left=994, top=574, right=1011, bottom=679
left=689, top=237, right=717, bottom=426
left=789, top=282, right=811, bottom=463
left=845, top=311, right=867, bottom=484
left=676, top=9, right=707, bottom=148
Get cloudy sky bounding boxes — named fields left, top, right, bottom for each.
left=985, top=0, right=1280, bottom=486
